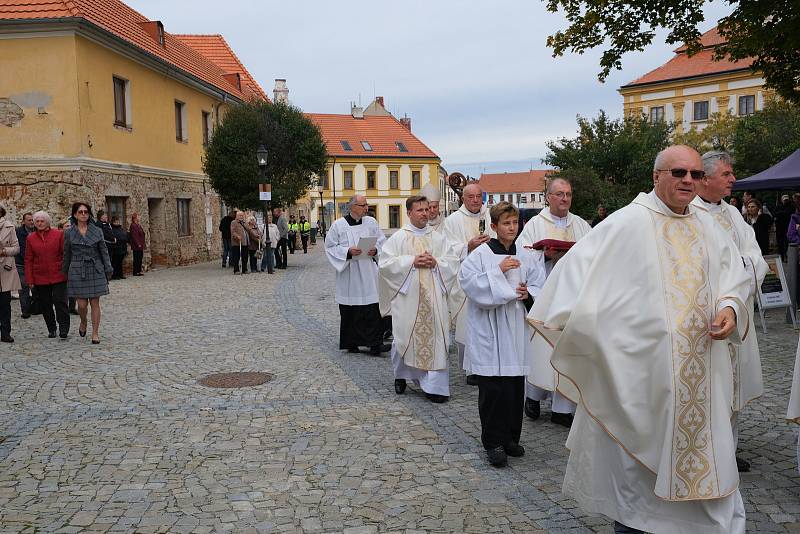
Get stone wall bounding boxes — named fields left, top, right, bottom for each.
left=0, top=167, right=222, bottom=270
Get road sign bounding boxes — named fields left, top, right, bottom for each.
left=259, top=183, right=271, bottom=201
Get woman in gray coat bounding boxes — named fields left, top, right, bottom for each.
left=62, top=202, right=112, bottom=344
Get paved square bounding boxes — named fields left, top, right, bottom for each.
left=1, top=247, right=798, bottom=533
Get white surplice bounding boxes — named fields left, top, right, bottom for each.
left=692, top=196, right=768, bottom=411
left=379, top=224, right=459, bottom=395
left=529, top=191, right=750, bottom=533
left=459, top=242, right=546, bottom=376
left=442, top=205, right=495, bottom=347
left=325, top=215, right=386, bottom=305
left=789, top=337, right=800, bottom=473
left=515, top=207, right=592, bottom=410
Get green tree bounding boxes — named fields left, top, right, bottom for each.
left=544, top=0, right=800, bottom=103
left=544, top=111, right=673, bottom=217
left=672, top=111, right=738, bottom=153
left=731, top=100, right=800, bottom=177
left=203, top=101, right=327, bottom=210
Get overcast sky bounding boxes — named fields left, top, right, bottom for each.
left=127, top=0, right=731, bottom=175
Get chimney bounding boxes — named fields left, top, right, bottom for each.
left=375, top=96, right=384, bottom=108
left=351, top=103, right=364, bottom=119
left=137, top=21, right=165, bottom=47
left=400, top=115, right=412, bottom=131
left=273, top=79, right=289, bottom=104
left=224, top=73, right=242, bottom=90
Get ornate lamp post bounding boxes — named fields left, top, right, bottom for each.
left=257, top=145, right=270, bottom=248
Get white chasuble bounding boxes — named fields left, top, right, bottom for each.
left=528, top=192, right=750, bottom=529
left=516, top=208, right=592, bottom=394
left=459, top=242, right=546, bottom=376
left=325, top=215, right=386, bottom=305
left=692, top=196, right=767, bottom=411
left=379, top=225, right=458, bottom=371
left=442, top=205, right=495, bottom=345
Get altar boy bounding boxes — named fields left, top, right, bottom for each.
left=459, top=202, right=546, bottom=467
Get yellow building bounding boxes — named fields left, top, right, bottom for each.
left=0, top=0, right=265, bottom=268
left=306, top=97, right=442, bottom=231
left=619, top=28, right=773, bottom=134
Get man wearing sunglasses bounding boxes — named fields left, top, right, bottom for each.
left=691, top=150, right=768, bottom=475
left=528, top=145, right=751, bottom=533
left=516, top=178, right=592, bottom=428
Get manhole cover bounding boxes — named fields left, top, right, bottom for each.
left=198, top=372, right=273, bottom=388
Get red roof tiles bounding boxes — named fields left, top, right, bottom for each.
left=479, top=171, right=548, bottom=193
left=174, top=34, right=267, bottom=101
left=0, top=0, right=262, bottom=101
left=624, top=27, right=755, bottom=87
left=306, top=114, right=439, bottom=160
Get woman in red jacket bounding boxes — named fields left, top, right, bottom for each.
left=25, top=210, right=69, bottom=339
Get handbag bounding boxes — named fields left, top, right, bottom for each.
left=255, top=238, right=263, bottom=260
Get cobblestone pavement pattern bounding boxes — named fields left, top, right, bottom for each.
left=0, top=246, right=798, bottom=533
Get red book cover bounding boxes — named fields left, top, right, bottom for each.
left=526, top=239, right=575, bottom=251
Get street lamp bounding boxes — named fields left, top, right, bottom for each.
left=257, top=144, right=270, bottom=246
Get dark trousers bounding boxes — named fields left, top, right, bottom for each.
left=132, top=250, right=143, bottom=275
left=112, top=253, right=126, bottom=279
left=477, top=375, right=525, bottom=450
left=275, top=238, right=288, bottom=268
left=0, top=291, right=10, bottom=337
left=15, top=264, right=31, bottom=315
left=222, top=238, right=231, bottom=266
left=288, top=233, right=297, bottom=253
left=301, top=234, right=309, bottom=253
left=248, top=250, right=258, bottom=273
left=777, top=226, right=789, bottom=261
left=33, top=282, right=69, bottom=335
left=229, top=244, right=248, bottom=273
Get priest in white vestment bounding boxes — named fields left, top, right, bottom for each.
left=442, top=182, right=495, bottom=384
left=529, top=146, right=751, bottom=534
left=420, top=182, right=445, bottom=234
left=516, top=177, right=592, bottom=426
left=459, top=201, right=546, bottom=467
left=325, top=195, right=390, bottom=356
left=379, top=195, right=459, bottom=403
left=694, top=150, right=769, bottom=473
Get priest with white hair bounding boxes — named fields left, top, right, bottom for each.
left=529, top=145, right=751, bottom=533
left=442, top=182, right=494, bottom=384
left=516, top=177, right=592, bottom=427
left=692, top=150, right=768, bottom=473
left=379, top=195, right=459, bottom=403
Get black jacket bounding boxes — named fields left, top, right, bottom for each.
left=111, top=225, right=129, bottom=255
left=219, top=215, right=234, bottom=240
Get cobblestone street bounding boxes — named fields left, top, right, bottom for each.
left=1, top=245, right=798, bottom=533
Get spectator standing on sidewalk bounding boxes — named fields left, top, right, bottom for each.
left=219, top=210, right=234, bottom=268
left=260, top=214, right=279, bottom=274
left=246, top=216, right=261, bottom=274
left=0, top=206, right=22, bottom=342
left=110, top=216, right=129, bottom=280
left=299, top=215, right=311, bottom=253
left=774, top=194, right=793, bottom=261
left=129, top=212, right=146, bottom=276
left=25, top=211, right=70, bottom=339
left=274, top=208, right=288, bottom=269
left=96, top=210, right=116, bottom=262
left=229, top=211, right=249, bottom=274
left=288, top=214, right=298, bottom=254
left=14, top=212, right=33, bottom=318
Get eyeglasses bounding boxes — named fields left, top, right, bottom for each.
left=354, top=203, right=368, bottom=207
left=548, top=191, right=573, bottom=199
left=76, top=210, right=89, bottom=214
left=657, top=168, right=705, bottom=180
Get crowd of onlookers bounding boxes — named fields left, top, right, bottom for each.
left=0, top=203, right=145, bottom=345
left=218, top=207, right=324, bottom=274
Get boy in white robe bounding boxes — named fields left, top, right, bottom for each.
left=460, top=202, right=546, bottom=467
left=379, top=195, right=459, bottom=403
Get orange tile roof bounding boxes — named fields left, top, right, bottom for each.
left=0, top=0, right=258, bottom=101
left=306, top=114, right=439, bottom=159
left=174, top=34, right=267, bottom=101
left=623, top=27, right=755, bottom=88
left=479, top=171, right=549, bottom=193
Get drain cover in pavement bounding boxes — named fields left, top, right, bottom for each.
left=198, top=372, right=273, bottom=388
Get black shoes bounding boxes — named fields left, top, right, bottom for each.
left=736, top=456, right=751, bottom=472
left=1, top=335, right=13, bottom=343
left=347, top=347, right=360, bottom=353
left=551, top=412, right=574, bottom=428
left=466, top=374, right=479, bottom=386
left=504, top=442, right=525, bottom=457
left=524, top=398, right=540, bottom=420
left=486, top=446, right=508, bottom=467
left=48, top=331, right=57, bottom=339
left=425, top=393, right=449, bottom=403
left=59, top=331, right=68, bottom=339
left=369, top=344, right=391, bottom=356
left=394, top=379, right=406, bottom=394
left=21, top=313, right=30, bottom=319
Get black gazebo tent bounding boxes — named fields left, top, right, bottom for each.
left=732, top=149, right=800, bottom=191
